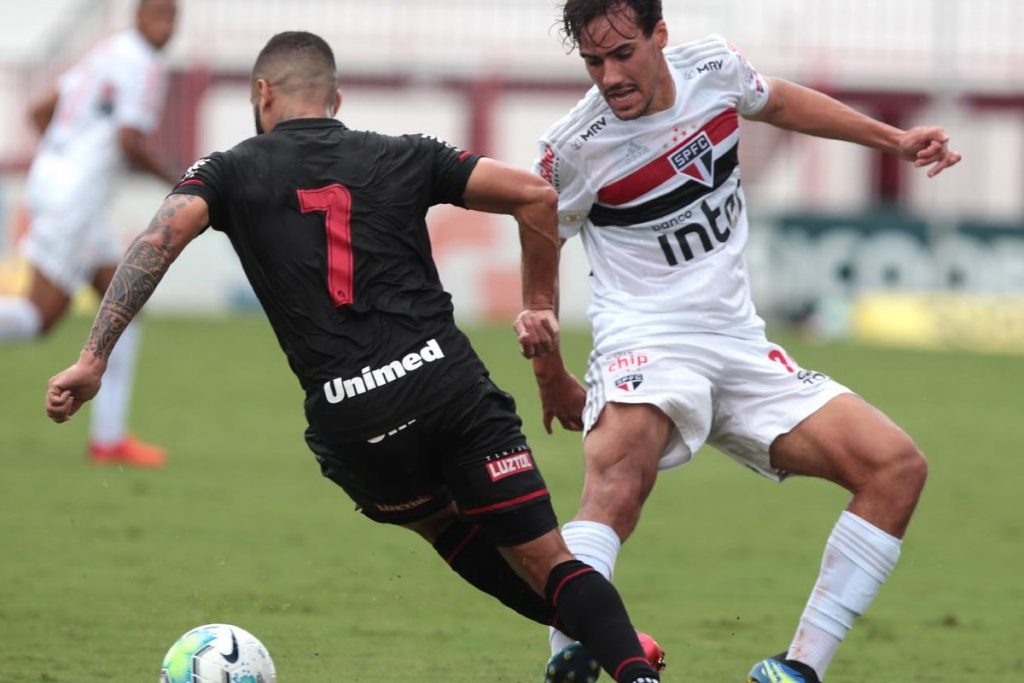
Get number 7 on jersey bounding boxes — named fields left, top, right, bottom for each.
left=297, top=184, right=354, bottom=307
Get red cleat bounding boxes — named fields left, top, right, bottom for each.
left=637, top=631, right=666, bottom=672
left=88, top=435, right=167, bottom=468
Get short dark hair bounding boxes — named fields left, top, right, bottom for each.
left=561, top=0, right=663, bottom=51
left=252, top=31, right=337, bottom=100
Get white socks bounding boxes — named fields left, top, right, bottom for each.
left=545, top=512, right=901, bottom=679
left=0, top=297, right=42, bottom=340
left=90, top=319, right=141, bottom=445
left=550, top=520, right=622, bottom=654
left=788, top=511, right=902, bottom=680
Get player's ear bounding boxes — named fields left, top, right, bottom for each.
left=653, top=20, right=668, bottom=50
left=332, top=89, right=342, bottom=117
left=255, top=78, right=273, bottom=108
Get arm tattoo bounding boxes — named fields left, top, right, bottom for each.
left=84, top=194, right=198, bottom=359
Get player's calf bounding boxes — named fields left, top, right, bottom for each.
left=545, top=559, right=660, bottom=683
left=431, top=517, right=554, bottom=624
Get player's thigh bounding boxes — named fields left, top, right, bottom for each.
left=583, top=402, right=672, bottom=499
left=438, top=377, right=560, bottom=548
left=582, top=344, right=714, bottom=473
left=708, top=337, right=850, bottom=480
left=25, top=267, right=72, bottom=332
left=304, top=420, right=453, bottom=527
left=770, top=393, right=920, bottom=488
left=90, top=264, right=117, bottom=295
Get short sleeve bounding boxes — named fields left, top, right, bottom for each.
left=534, top=141, right=593, bottom=240
left=410, top=134, right=481, bottom=207
left=170, top=153, right=229, bottom=229
left=720, top=40, right=771, bottom=116
left=111, top=50, right=167, bottom=132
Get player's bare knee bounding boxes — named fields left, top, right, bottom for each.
left=894, top=443, right=928, bottom=498
left=579, top=478, right=647, bottom=539
left=863, top=438, right=928, bottom=503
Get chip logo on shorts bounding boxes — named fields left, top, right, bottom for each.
left=606, top=351, right=649, bottom=373
left=615, top=374, right=644, bottom=391
left=485, top=450, right=535, bottom=482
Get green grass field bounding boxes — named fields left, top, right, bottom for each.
left=1, top=315, right=1022, bottom=681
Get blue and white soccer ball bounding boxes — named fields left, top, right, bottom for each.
left=160, top=623, right=277, bottom=683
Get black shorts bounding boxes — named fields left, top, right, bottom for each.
left=304, top=376, right=557, bottom=546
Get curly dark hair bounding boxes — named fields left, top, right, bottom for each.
left=561, top=0, right=664, bottom=51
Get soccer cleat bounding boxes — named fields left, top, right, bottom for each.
left=545, top=642, right=601, bottom=683
left=88, top=435, right=167, bottom=468
left=544, top=631, right=666, bottom=683
left=747, top=653, right=821, bottom=683
left=636, top=631, right=666, bottom=672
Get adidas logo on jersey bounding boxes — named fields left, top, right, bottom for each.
left=323, top=339, right=445, bottom=404
left=624, top=140, right=650, bottom=165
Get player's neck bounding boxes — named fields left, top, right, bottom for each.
left=646, top=59, right=677, bottom=116
left=274, top=107, right=333, bottom=127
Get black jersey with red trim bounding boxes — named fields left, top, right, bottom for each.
left=171, top=118, right=488, bottom=439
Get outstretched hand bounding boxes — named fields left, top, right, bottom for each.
left=897, top=126, right=962, bottom=177
left=536, top=368, right=586, bottom=434
left=513, top=308, right=560, bottom=358
left=46, top=360, right=104, bottom=423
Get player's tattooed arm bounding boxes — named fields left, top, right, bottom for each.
left=84, top=193, right=209, bottom=360
left=46, top=194, right=208, bottom=423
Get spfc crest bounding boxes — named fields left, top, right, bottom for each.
left=668, top=131, right=715, bottom=187
left=615, top=374, right=644, bottom=392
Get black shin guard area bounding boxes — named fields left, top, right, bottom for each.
left=544, top=560, right=659, bottom=683
left=432, top=518, right=553, bottom=624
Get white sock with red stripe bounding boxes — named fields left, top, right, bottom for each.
left=549, top=520, right=622, bottom=654
left=90, top=320, right=141, bottom=445
left=0, top=297, right=41, bottom=340
left=788, top=511, right=902, bottom=680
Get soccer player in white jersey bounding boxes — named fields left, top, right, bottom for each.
left=523, top=1, right=962, bottom=681
left=0, top=0, right=178, bottom=467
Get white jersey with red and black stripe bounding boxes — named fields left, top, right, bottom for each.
left=535, top=35, right=771, bottom=350
left=27, top=28, right=167, bottom=217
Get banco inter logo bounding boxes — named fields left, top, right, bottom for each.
left=669, top=132, right=715, bottom=187
left=323, top=339, right=445, bottom=404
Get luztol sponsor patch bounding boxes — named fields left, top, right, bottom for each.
left=485, top=450, right=535, bottom=482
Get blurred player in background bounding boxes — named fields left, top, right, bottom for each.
left=0, top=0, right=178, bottom=467
left=526, top=1, right=961, bottom=681
left=45, top=31, right=663, bottom=683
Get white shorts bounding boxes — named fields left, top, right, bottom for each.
left=582, top=333, right=852, bottom=481
left=21, top=204, right=122, bottom=295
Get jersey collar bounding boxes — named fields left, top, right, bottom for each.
left=272, top=118, right=346, bottom=132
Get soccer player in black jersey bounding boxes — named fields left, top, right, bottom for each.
left=44, top=31, right=661, bottom=683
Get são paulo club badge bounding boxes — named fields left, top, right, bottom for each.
left=607, top=350, right=649, bottom=392
left=614, top=374, right=644, bottom=392
left=669, top=131, right=715, bottom=187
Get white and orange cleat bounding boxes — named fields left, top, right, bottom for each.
left=88, top=435, right=166, bottom=468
